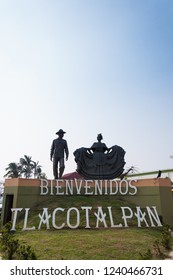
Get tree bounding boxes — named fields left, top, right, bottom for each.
left=20, top=155, right=34, bottom=178
left=32, top=161, right=42, bottom=178
left=4, top=163, right=22, bottom=178
left=37, top=172, right=47, bottom=179
left=4, top=155, right=47, bottom=179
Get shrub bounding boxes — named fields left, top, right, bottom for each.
left=0, top=222, right=37, bottom=260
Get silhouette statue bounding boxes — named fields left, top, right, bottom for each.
left=74, top=134, right=125, bottom=179
left=50, top=129, right=69, bottom=179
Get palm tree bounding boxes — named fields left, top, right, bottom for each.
left=4, top=162, right=22, bottom=178
left=33, top=162, right=47, bottom=179
left=4, top=155, right=47, bottom=179
left=32, top=161, right=42, bottom=178
left=20, top=155, right=34, bottom=178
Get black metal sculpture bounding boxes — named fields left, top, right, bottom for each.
left=74, top=134, right=125, bottom=179
left=50, top=129, right=69, bottom=179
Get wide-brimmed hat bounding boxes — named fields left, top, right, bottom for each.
left=56, top=129, right=66, bottom=135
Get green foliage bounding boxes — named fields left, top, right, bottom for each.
left=4, top=162, right=21, bottom=178
left=4, top=155, right=47, bottom=179
left=0, top=222, right=19, bottom=259
left=154, top=240, right=166, bottom=259
left=16, top=245, right=37, bottom=260
left=0, top=222, right=37, bottom=260
left=139, top=225, right=173, bottom=260
left=139, top=249, right=153, bottom=260
left=161, top=224, right=172, bottom=250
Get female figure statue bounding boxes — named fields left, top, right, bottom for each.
left=74, top=134, right=125, bottom=179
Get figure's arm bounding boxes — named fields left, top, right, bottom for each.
left=106, top=146, right=112, bottom=153
left=101, top=143, right=109, bottom=153
left=50, top=141, right=54, bottom=161
left=87, top=148, right=93, bottom=154
left=65, top=141, right=69, bottom=161
left=88, top=143, right=96, bottom=153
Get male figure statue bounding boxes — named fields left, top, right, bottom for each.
left=50, top=129, right=69, bottom=179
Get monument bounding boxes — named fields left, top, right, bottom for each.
left=50, top=129, right=69, bottom=179
left=74, top=133, right=126, bottom=179
left=1, top=132, right=173, bottom=230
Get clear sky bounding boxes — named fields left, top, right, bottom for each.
left=0, top=0, right=173, bottom=180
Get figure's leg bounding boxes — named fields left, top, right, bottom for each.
left=59, top=158, right=65, bottom=178
left=53, top=158, right=59, bottom=179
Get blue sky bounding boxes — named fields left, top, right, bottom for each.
left=0, top=0, right=173, bottom=179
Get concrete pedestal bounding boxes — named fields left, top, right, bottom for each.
left=1, top=178, right=173, bottom=227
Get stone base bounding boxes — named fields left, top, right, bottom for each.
left=1, top=178, right=173, bottom=227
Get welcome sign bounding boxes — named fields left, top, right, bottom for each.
left=10, top=179, right=163, bottom=231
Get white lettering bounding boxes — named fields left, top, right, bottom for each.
left=104, top=180, right=108, bottom=195
left=23, top=208, right=36, bottom=230
left=134, top=207, right=149, bottom=227
left=67, top=207, right=80, bottom=229
left=50, top=180, right=54, bottom=195
left=109, top=180, right=118, bottom=195
left=95, top=180, right=103, bottom=195
left=65, top=180, right=73, bottom=195
left=11, top=208, right=23, bottom=231
left=121, top=207, right=133, bottom=227
left=94, top=207, right=107, bottom=228
left=81, top=206, right=92, bottom=228
left=107, top=206, right=123, bottom=228
left=52, top=208, right=65, bottom=229
left=84, top=180, right=93, bottom=195
left=74, top=179, right=83, bottom=194
left=38, top=208, right=51, bottom=229
left=129, top=180, right=138, bottom=195
left=55, top=180, right=64, bottom=195
left=40, top=179, right=49, bottom=195
left=39, top=179, right=138, bottom=196
left=119, top=179, right=128, bottom=195
left=146, top=206, right=162, bottom=227
left=10, top=205, right=163, bottom=231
